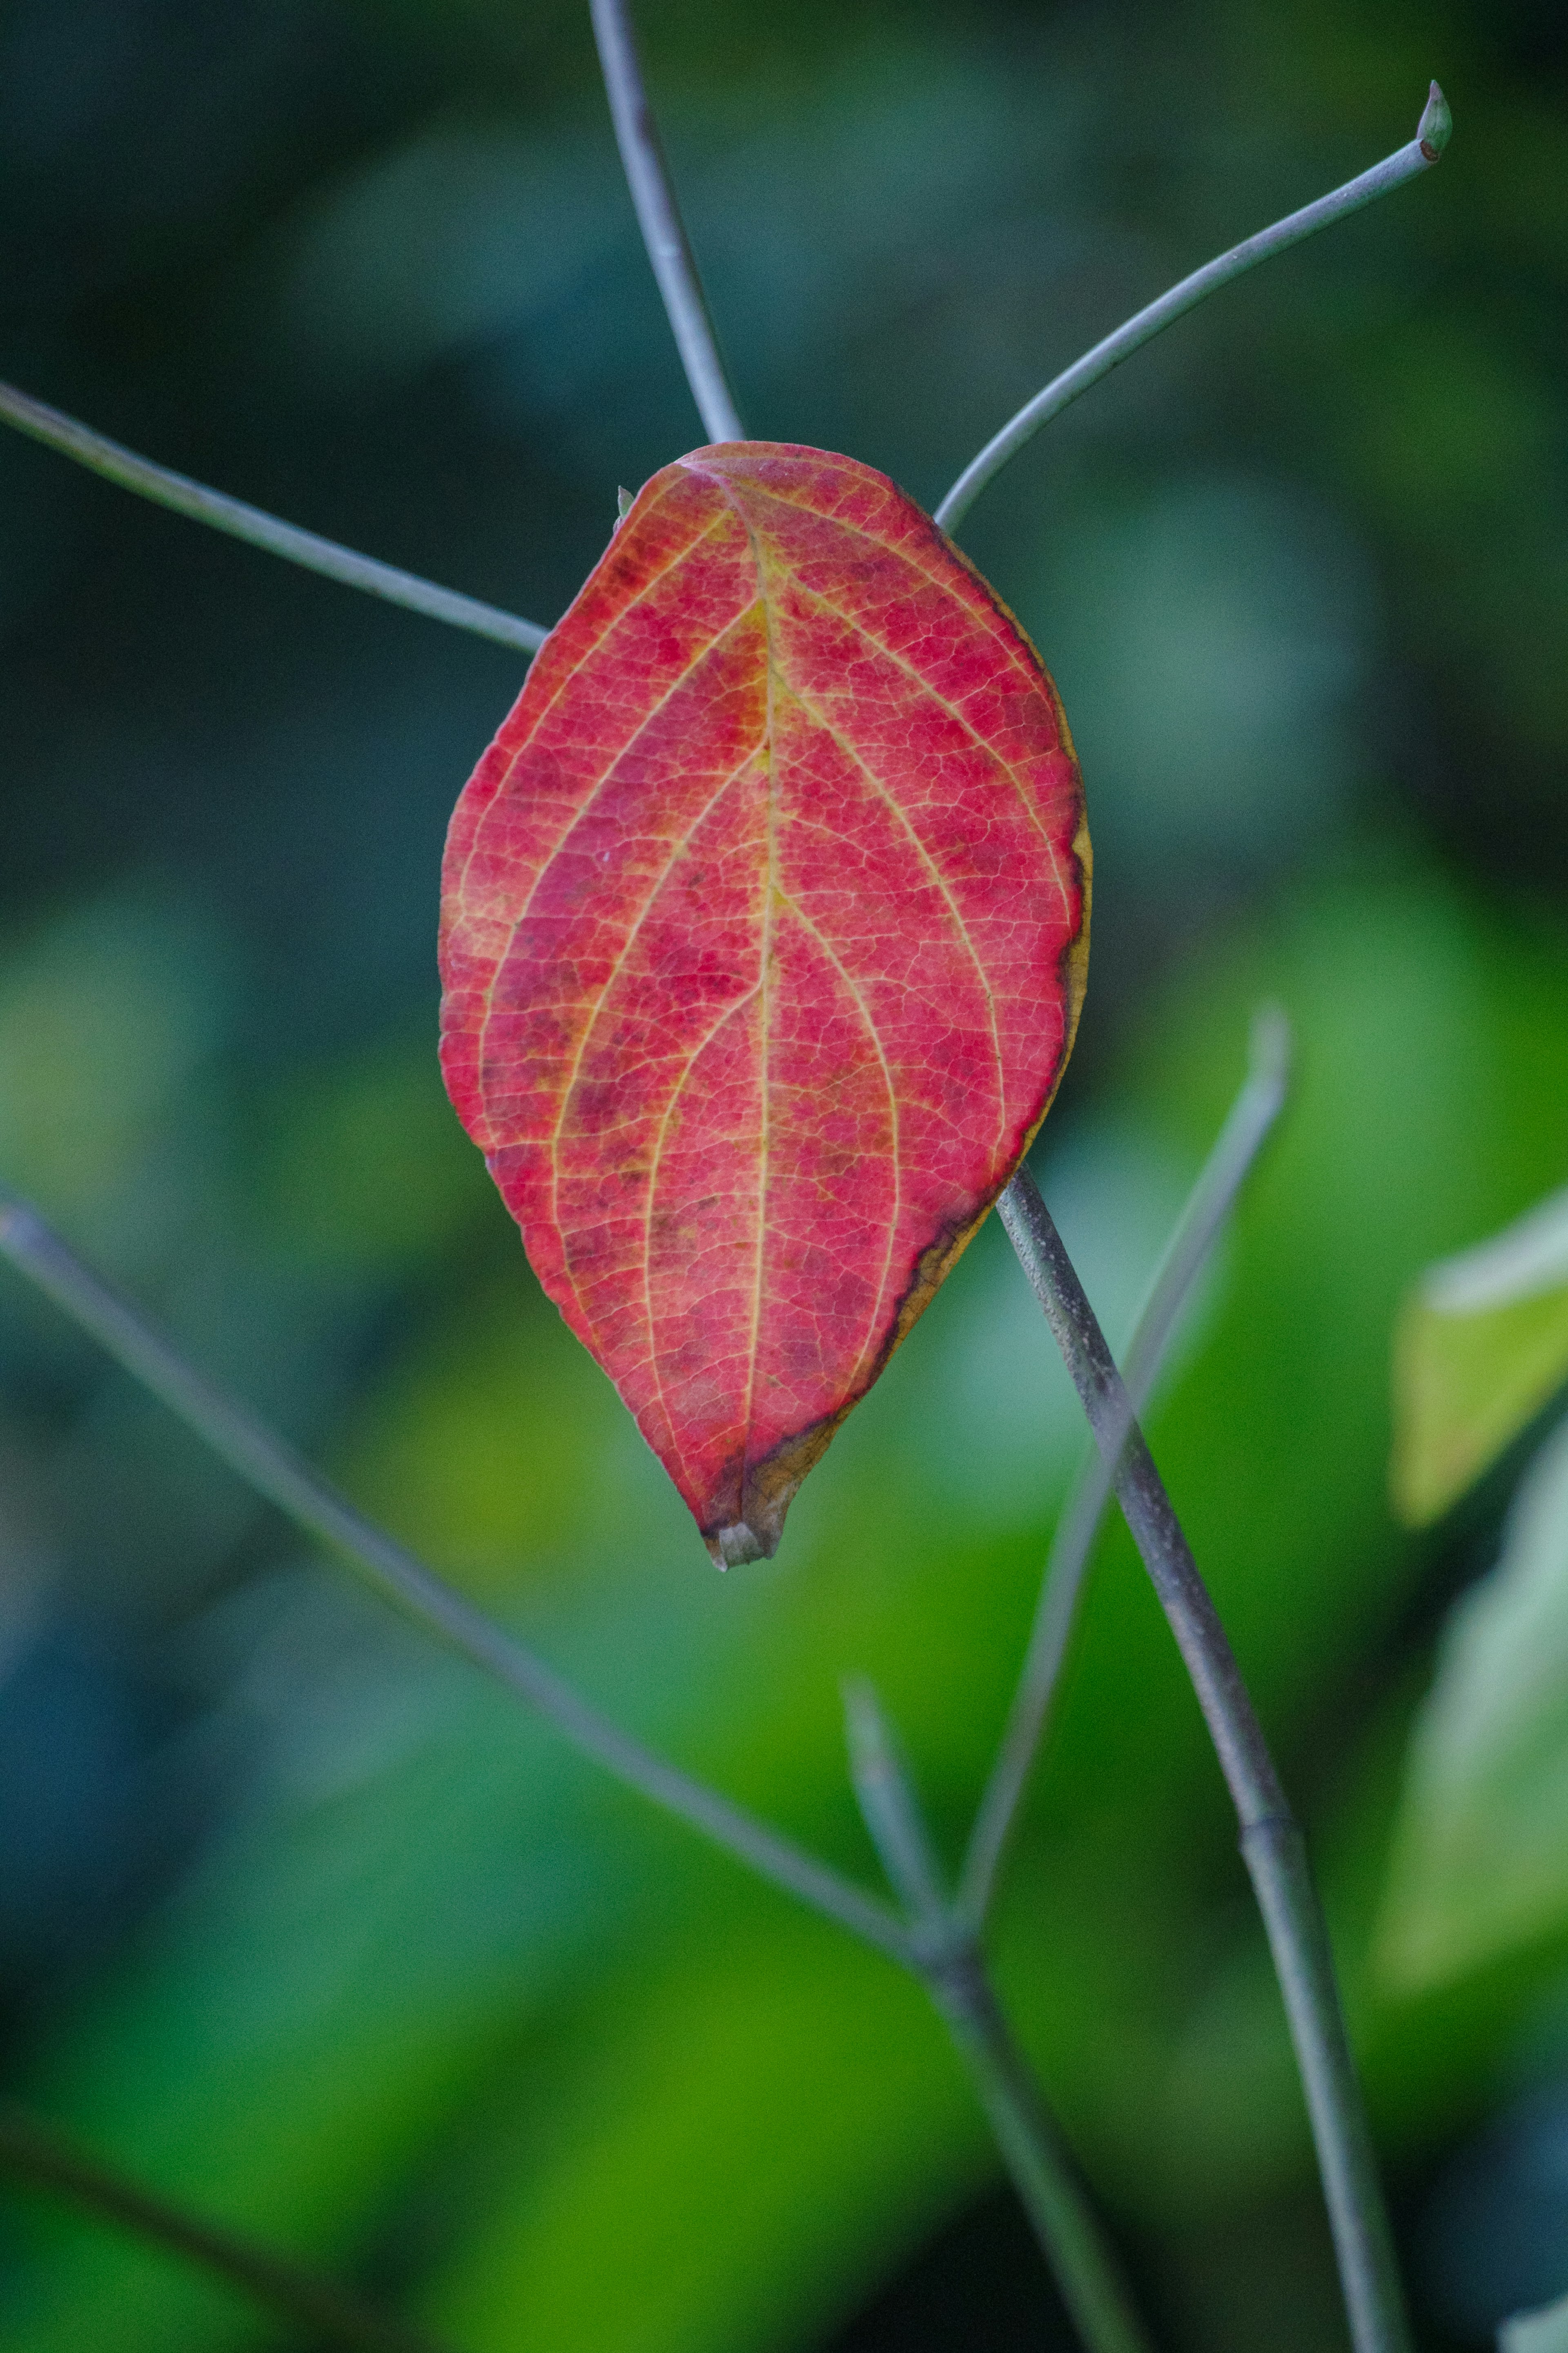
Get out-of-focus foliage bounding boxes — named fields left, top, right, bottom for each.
left=1379, top=1412, right=1568, bottom=1991
left=1, top=3, right=1567, bottom=2352
left=1503, top=2291, right=1568, bottom=2353
left=1392, top=1187, right=1568, bottom=1527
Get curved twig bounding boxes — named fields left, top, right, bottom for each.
left=935, top=83, right=1451, bottom=534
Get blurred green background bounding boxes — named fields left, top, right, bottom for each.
left=0, top=1, right=1566, bottom=2347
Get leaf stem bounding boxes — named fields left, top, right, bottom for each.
left=0, top=2101, right=444, bottom=2353
left=994, top=1170, right=1410, bottom=2353
left=962, top=1008, right=1291, bottom=1922
left=0, top=379, right=548, bottom=654
left=935, top=82, right=1451, bottom=535
left=844, top=1682, right=1155, bottom=2353
left=0, top=1187, right=910, bottom=1967
left=589, top=0, right=746, bottom=444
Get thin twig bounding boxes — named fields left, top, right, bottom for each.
left=844, top=1683, right=1154, bottom=2353
left=0, top=1187, right=910, bottom=1967
left=0, top=2101, right=444, bottom=2353
left=962, top=1008, right=1291, bottom=1922
left=935, top=82, right=1451, bottom=534
left=589, top=0, right=746, bottom=444
left=995, top=1171, right=1411, bottom=2353
left=844, top=1678, right=951, bottom=1927
left=0, top=379, right=549, bottom=654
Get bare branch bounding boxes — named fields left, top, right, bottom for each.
left=589, top=0, right=745, bottom=444
left=996, top=1171, right=1411, bottom=2353
left=843, top=1683, right=1155, bottom=2353
left=0, top=379, right=548, bottom=654
left=936, top=83, right=1451, bottom=535
left=962, top=1007, right=1290, bottom=1920
left=0, top=1187, right=910, bottom=1966
left=0, top=2101, right=444, bottom=2353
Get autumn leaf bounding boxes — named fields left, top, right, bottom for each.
left=439, top=444, right=1089, bottom=1566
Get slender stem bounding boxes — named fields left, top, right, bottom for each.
left=929, top=1960, right=1152, bottom=2353
left=935, top=82, right=1451, bottom=534
left=844, top=1682, right=1155, bottom=2353
left=589, top=0, right=746, bottom=444
left=995, top=1170, right=1410, bottom=2353
left=961, top=1008, right=1291, bottom=1922
left=842, top=1677, right=952, bottom=1928
left=0, top=379, right=548, bottom=654
left=0, top=2101, right=444, bottom=2353
left=0, top=1188, right=910, bottom=1967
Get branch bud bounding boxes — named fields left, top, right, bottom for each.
left=1418, top=80, right=1452, bottom=163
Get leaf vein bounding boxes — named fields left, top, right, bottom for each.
left=786, top=569, right=1074, bottom=937
left=548, top=740, right=767, bottom=1351
left=774, top=888, right=903, bottom=1402
left=781, top=677, right=1008, bottom=1156
left=470, top=595, right=764, bottom=1309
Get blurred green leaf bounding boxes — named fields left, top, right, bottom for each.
left=252, top=1039, right=493, bottom=1273
left=1392, top=1183, right=1568, bottom=1526
left=426, top=1911, right=978, bottom=2353
left=0, top=894, right=224, bottom=1242
left=1503, top=2290, right=1568, bottom=2353
left=1378, top=1411, right=1568, bottom=1992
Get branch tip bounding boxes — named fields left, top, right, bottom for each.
left=937, top=92, right=1452, bottom=535
left=841, top=1675, right=889, bottom=1775
left=1418, top=81, right=1452, bottom=162
left=1247, top=1000, right=1293, bottom=1093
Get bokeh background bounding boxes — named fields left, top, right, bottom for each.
left=0, top=1, right=1566, bottom=2347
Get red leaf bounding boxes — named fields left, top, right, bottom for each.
left=440, top=444, right=1089, bottom=1566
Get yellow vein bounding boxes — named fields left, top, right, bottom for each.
left=784, top=677, right=1007, bottom=1158
left=637, top=975, right=765, bottom=1499
left=786, top=570, right=1074, bottom=935
left=739, top=518, right=780, bottom=1494
left=686, top=462, right=795, bottom=1499
left=451, top=495, right=731, bottom=917
left=709, top=469, right=1072, bottom=928
left=503, top=474, right=717, bottom=759
left=715, top=469, right=1046, bottom=696
left=547, top=738, right=766, bottom=1352
left=773, top=884, right=903, bottom=1401
left=470, top=600, right=762, bottom=1170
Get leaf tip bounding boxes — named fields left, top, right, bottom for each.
left=707, top=1520, right=774, bottom=1570
left=1418, top=80, right=1452, bottom=161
